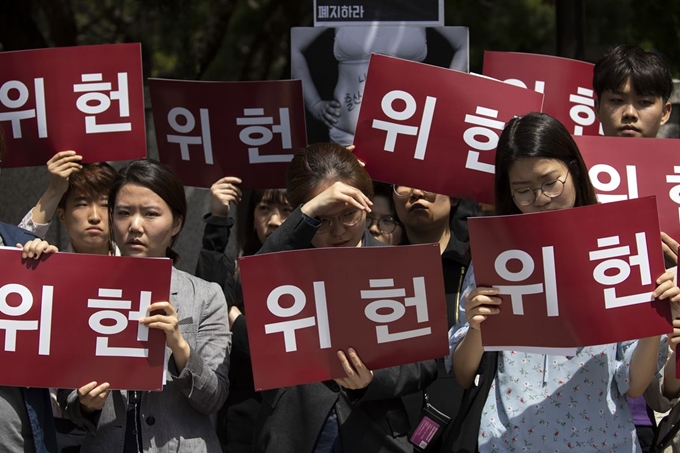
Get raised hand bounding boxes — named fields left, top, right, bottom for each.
left=210, top=176, right=243, bottom=217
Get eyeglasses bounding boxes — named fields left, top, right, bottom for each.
left=393, top=185, right=431, bottom=198
left=366, top=215, right=401, bottom=234
left=317, top=209, right=365, bottom=233
left=511, top=170, right=570, bottom=206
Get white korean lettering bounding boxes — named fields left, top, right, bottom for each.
left=0, top=79, right=48, bottom=138
left=236, top=107, right=294, bottom=164
left=74, top=73, right=132, bottom=133
left=166, top=107, right=214, bottom=164
left=589, top=164, right=638, bottom=203
left=371, top=90, right=436, bottom=160
left=264, top=283, right=331, bottom=352
left=493, top=247, right=559, bottom=316
left=464, top=106, right=503, bottom=175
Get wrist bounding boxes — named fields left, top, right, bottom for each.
left=300, top=202, right=317, bottom=218
left=45, top=182, right=68, bottom=198
left=172, top=337, right=191, bottom=359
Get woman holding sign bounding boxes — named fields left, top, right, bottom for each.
left=449, top=112, right=680, bottom=453
left=252, top=142, right=437, bottom=453
left=61, top=159, right=231, bottom=452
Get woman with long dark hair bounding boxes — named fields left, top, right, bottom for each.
left=450, top=113, right=680, bottom=452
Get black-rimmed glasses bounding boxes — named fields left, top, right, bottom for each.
left=365, top=215, right=401, bottom=234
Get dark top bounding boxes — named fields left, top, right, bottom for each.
left=195, top=213, right=259, bottom=453
left=399, top=199, right=476, bottom=449
left=253, top=206, right=438, bottom=453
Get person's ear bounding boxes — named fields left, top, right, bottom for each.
left=660, top=102, right=672, bottom=126
left=171, top=215, right=183, bottom=237
left=56, top=208, right=66, bottom=226
left=594, top=98, right=602, bottom=122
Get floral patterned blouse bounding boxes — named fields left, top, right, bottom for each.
left=448, top=265, right=667, bottom=453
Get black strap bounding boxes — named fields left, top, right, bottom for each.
left=653, top=414, right=680, bottom=453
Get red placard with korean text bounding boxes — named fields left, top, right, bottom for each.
left=240, top=244, right=448, bottom=391
left=149, top=79, right=307, bottom=190
left=0, top=44, right=146, bottom=168
left=468, top=197, right=670, bottom=349
left=352, top=54, right=544, bottom=204
left=483, top=51, right=602, bottom=137
left=0, top=248, right=171, bottom=390
left=576, top=135, right=680, bottom=242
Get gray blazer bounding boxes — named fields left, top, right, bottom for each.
left=63, top=268, right=231, bottom=452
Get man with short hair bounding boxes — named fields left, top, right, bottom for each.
left=594, top=44, right=673, bottom=139
left=594, top=44, right=678, bottom=453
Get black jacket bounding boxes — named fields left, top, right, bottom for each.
left=253, top=206, right=438, bottom=453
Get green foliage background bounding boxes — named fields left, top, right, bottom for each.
left=0, top=0, right=678, bottom=80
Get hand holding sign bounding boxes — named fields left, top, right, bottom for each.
left=661, top=232, right=680, bottom=266
left=46, top=151, right=83, bottom=195
left=334, top=348, right=374, bottom=390
left=654, top=271, right=680, bottom=320
left=18, top=238, right=58, bottom=259
left=464, top=287, right=501, bottom=331
left=77, top=381, right=111, bottom=414
left=140, top=300, right=190, bottom=372
left=210, top=176, right=243, bottom=217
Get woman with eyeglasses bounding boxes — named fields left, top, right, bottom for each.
left=253, top=142, right=437, bottom=453
left=366, top=182, right=403, bottom=245
left=449, top=112, right=680, bottom=453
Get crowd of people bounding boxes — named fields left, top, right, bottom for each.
left=1, top=43, right=679, bottom=453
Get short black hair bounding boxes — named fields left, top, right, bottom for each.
left=593, top=45, right=674, bottom=102
left=109, top=159, right=186, bottom=263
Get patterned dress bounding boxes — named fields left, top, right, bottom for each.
left=448, top=266, right=667, bottom=453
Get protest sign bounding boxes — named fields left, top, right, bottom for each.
left=0, top=43, right=146, bottom=167
left=150, top=79, right=306, bottom=189
left=468, top=197, right=670, bottom=350
left=577, top=135, right=680, bottom=242
left=353, top=54, right=544, bottom=204
left=483, top=51, right=602, bottom=137
left=0, top=248, right=171, bottom=390
left=240, top=244, right=448, bottom=390
left=314, top=0, right=443, bottom=26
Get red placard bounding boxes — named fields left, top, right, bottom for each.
left=0, top=44, right=146, bottom=168
left=240, top=244, right=448, bottom=391
left=468, top=197, right=670, bottom=349
left=149, top=79, right=307, bottom=190
left=576, top=135, right=680, bottom=242
left=353, top=54, right=544, bottom=204
left=483, top=51, right=601, bottom=137
left=0, top=248, right=171, bottom=390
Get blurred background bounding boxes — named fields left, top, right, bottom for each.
left=1, top=0, right=678, bottom=272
